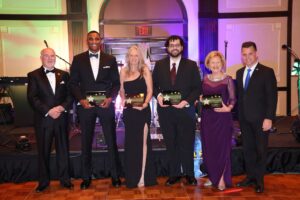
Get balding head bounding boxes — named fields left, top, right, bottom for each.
left=40, top=48, right=56, bottom=70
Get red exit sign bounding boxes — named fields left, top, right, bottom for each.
left=135, top=25, right=152, bottom=36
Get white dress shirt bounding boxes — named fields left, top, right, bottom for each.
left=243, top=61, right=258, bottom=88
left=89, top=50, right=100, bottom=80
left=170, top=55, right=181, bottom=73
left=44, top=67, right=56, bottom=94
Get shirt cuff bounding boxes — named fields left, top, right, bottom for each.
left=157, top=93, right=163, bottom=98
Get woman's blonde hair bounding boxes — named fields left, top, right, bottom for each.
left=204, top=51, right=226, bottom=70
left=125, top=45, right=146, bottom=75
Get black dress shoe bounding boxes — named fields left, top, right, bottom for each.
left=35, top=184, right=49, bottom=193
left=185, top=176, right=197, bottom=186
left=165, top=176, right=181, bottom=186
left=61, top=181, right=74, bottom=189
left=236, top=178, right=256, bottom=187
left=112, top=177, right=121, bottom=187
left=80, top=179, right=91, bottom=190
left=255, top=185, right=264, bottom=193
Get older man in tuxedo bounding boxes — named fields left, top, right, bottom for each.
left=153, top=35, right=202, bottom=186
left=69, top=30, right=121, bottom=189
left=27, top=48, right=73, bottom=192
left=236, top=41, right=277, bottom=193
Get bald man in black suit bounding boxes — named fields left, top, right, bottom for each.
left=27, top=48, right=73, bottom=192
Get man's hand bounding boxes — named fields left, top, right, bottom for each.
left=80, top=99, right=93, bottom=109
left=54, top=105, right=65, bottom=112
left=157, top=95, right=169, bottom=107
left=172, top=100, right=189, bottom=109
left=48, top=107, right=61, bottom=119
left=262, top=119, right=272, bottom=132
left=100, top=97, right=112, bottom=108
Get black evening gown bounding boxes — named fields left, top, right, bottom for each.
left=123, top=76, right=157, bottom=188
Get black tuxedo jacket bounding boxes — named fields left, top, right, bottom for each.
left=236, top=63, right=277, bottom=122
left=27, top=67, right=73, bottom=122
left=69, top=51, right=120, bottom=102
left=152, top=57, right=202, bottom=105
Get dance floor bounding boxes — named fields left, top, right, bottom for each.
left=0, top=175, right=300, bottom=200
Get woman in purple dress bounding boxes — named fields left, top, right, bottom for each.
left=200, top=51, right=236, bottom=191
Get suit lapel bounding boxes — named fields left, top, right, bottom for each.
left=84, top=51, right=95, bottom=81
left=97, top=52, right=107, bottom=81
left=237, top=67, right=245, bottom=92
left=175, top=58, right=185, bottom=87
left=163, top=58, right=172, bottom=86
left=54, top=69, right=62, bottom=96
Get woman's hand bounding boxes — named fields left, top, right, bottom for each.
left=199, top=95, right=203, bottom=102
left=214, top=102, right=232, bottom=112
left=121, top=99, right=126, bottom=109
left=133, top=102, right=148, bottom=111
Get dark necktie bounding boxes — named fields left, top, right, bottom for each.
left=45, top=68, right=55, bottom=74
left=170, top=63, right=176, bottom=86
left=89, top=53, right=98, bottom=58
left=244, top=68, right=251, bottom=90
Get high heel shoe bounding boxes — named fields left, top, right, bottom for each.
left=204, top=180, right=212, bottom=187
left=217, top=185, right=226, bottom=191
left=137, top=181, right=145, bottom=188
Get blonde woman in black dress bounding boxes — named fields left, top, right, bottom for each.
left=120, top=45, right=157, bottom=188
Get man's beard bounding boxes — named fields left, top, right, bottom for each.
left=168, top=49, right=183, bottom=58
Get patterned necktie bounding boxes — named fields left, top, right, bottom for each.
left=170, top=63, right=176, bottom=86
left=244, top=68, right=251, bottom=90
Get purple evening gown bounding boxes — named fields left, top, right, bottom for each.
left=200, top=75, right=236, bottom=187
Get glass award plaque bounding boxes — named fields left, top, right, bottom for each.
left=162, top=90, right=182, bottom=105
left=125, top=93, right=144, bottom=107
left=86, top=91, right=106, bottom=106
left=202, top=94, right=222, bottom=108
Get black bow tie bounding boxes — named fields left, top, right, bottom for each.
left=89, top=53, right=98, bottom=58
left=45, top=69, right=56, bottom=74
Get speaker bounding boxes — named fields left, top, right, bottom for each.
left=291, top=118, right=300, bottom=142
left=9, top=85, right=34, bottom=127
left=0, top=103, right=13, bottom=124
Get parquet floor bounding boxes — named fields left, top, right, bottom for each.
left=0, top=175, right=299, bottom=200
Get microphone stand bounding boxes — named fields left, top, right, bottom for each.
left=292, top=58, right=300, bottom=116
left=43, top=40, right=71, bottom=66
left=224, top=41, right=228, bottom=72
left=284, top=46, right=300, bottom=139
left=55, top=54, right=71, bottom=66
left=224, top=41, right=228, bottom=61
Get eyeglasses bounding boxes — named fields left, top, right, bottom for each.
left=168, top=44, right=182, bottom=48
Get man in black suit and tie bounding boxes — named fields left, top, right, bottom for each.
left=236, top=41, right=277, bottom=193
left=69, top=30, right=121, bottom=189
left=27, top=48, right=74, bottom=192
left=153, top=35, right=202, bottom=186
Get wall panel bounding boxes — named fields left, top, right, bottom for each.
left=219, top=0, right=288, bottom=13
left=218, top=17, right=287, bottom=90
left=0, top=20, right=69, bottom=76
left=0, top=0, right=66, bottom=14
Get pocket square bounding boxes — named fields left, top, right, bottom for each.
left=60, top=81, right=65, bottom=84
left=103, top=66, right=111, bottom=69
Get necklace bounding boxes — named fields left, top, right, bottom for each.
left=208, top=74, right=226, bottom=81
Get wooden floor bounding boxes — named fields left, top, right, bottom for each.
left=0, top=175, right=300, bottom=200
